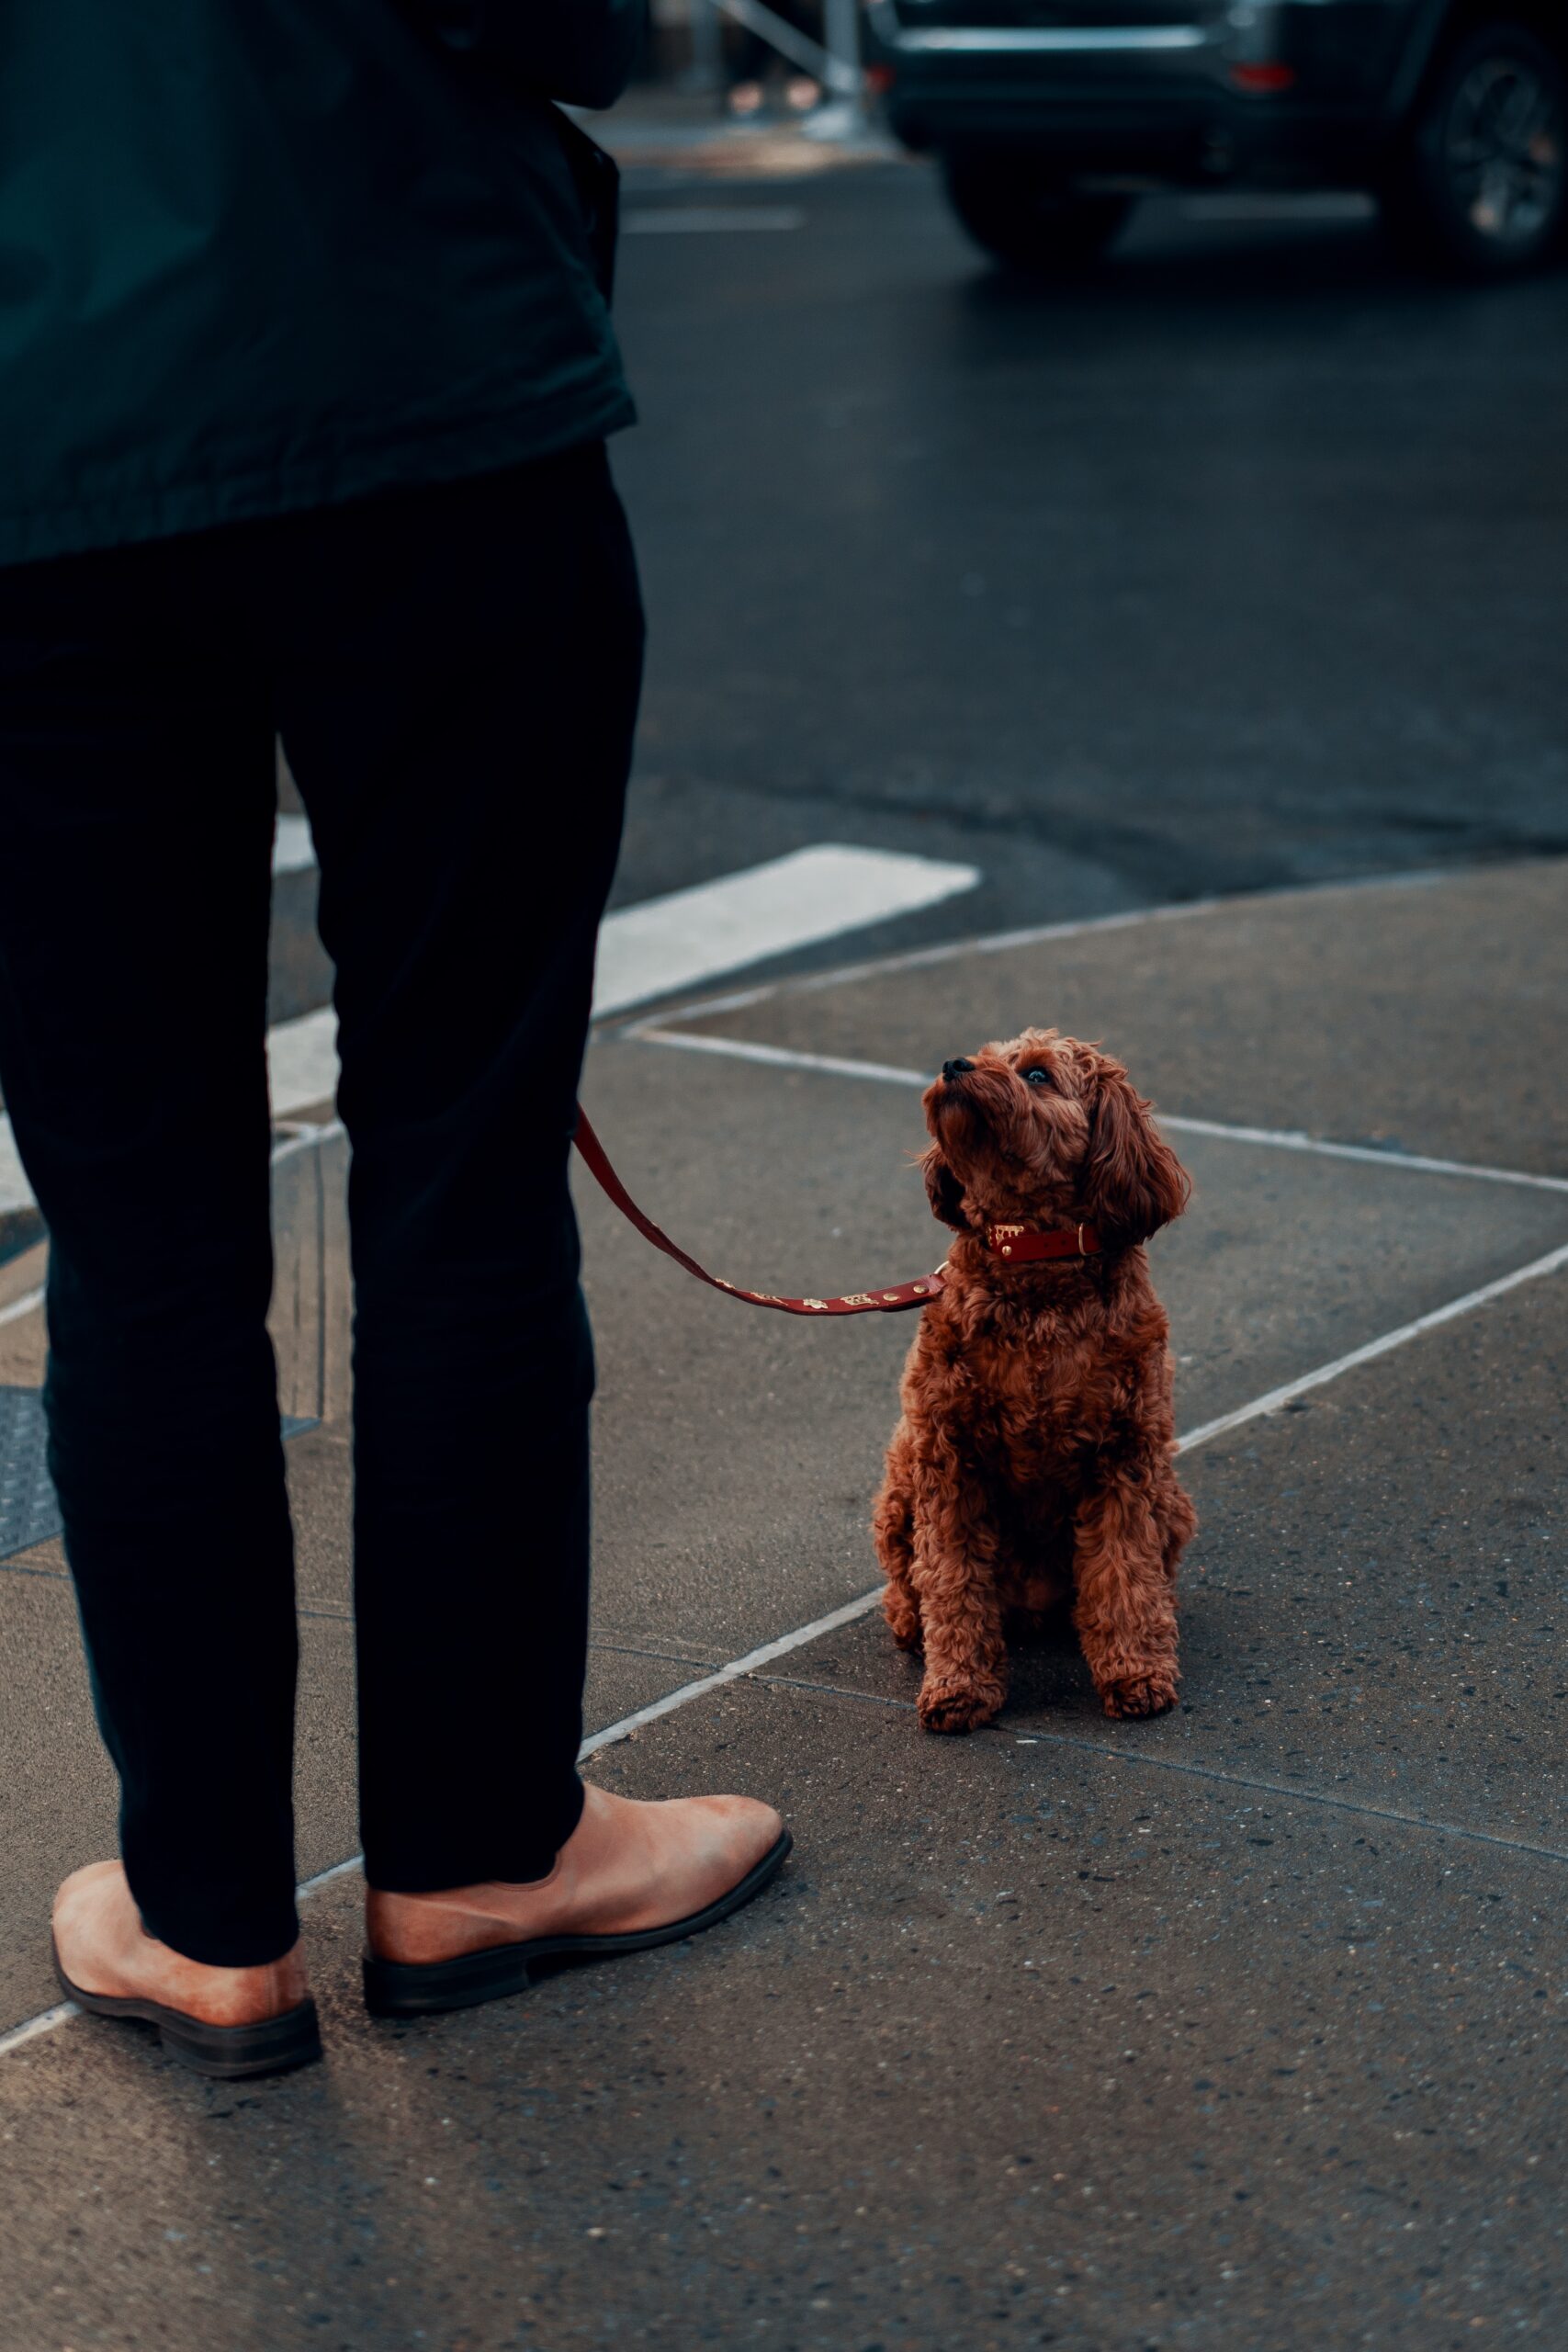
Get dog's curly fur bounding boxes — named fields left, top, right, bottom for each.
left=873, top=1027, right=1197, bottom=1735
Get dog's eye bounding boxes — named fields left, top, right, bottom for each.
left=1023, top=1067, right=1053, bottom=1089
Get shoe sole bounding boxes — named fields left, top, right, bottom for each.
left=52, top=1943, right=323, bottom=2080
left=363, top=1827, right=793, bottom=2019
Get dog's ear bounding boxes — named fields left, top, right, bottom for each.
left=1084, top=1062, right=1190, bottom=1244
left=920, top=1144, right=968, bottom=1231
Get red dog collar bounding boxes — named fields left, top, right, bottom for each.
left=985, top=1221, right=1101, bottom=1262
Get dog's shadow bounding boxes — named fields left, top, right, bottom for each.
left=886, top=1612, right=1118, bottom=1727
left=998, top=1605, right=1104, bottom=1719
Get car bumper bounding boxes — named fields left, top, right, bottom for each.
left=870, top=6, right=1400, bottom=182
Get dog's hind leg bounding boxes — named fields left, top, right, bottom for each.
left=873, top=1419, right=922, bottom=1652
left=1156, top=1455, right=1198, bottom=1585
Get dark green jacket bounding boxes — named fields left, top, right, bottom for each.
left=0, top=2, right=639, bottom=568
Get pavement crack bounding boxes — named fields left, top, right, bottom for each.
left=752, top=1671, right=919, bottom=1711
left=592, top=1637, right=726, bottom=1669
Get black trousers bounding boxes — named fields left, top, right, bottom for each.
left=0, top=444, right=644, bottom=1966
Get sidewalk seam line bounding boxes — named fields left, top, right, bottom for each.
left=589, top=1639, right=728, bottom=1669
left=623, top=1024, right=1568, bottom=1198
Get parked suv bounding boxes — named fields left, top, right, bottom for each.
left=866, top=2, right=1567, bottom=275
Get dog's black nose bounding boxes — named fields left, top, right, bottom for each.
left=942, top=1057, right=975, bottom=1080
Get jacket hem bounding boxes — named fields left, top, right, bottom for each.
left=0, top=384, right=637, bottom=571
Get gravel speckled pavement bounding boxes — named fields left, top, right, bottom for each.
left=4, top=857, right=1566, bottom=2349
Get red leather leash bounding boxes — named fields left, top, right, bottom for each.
left=572, top=1107, right=946, bottom=1316
left=573, top=1108, right=1105, bottom=1318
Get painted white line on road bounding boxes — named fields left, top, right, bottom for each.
left=268, top=1008, right=342, bottom=1120
left=272, top=815, right=317, bottom=876
left=0, top=1121, right=29, bottom=1220
left=629, top=865, right=1454, bottom=1030
left=0, top=1285, right=44, bottom=1330
left=6, top=1225, right=1566, bottom=2062
left=625, top=206, right=805, bottom=233
left=628, top=1024, right=1568, bottom=1199
left=592, top=845, right=979, bottom=1020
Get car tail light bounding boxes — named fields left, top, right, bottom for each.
left=1230, top=62, right=1297, bottom=94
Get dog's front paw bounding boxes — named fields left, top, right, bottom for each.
left=1100, top=1670, right=1179, bottom=1720
left=918, top=1675, right=1004, bottom=1736
left=882, top=1592, right=922, bottom=1653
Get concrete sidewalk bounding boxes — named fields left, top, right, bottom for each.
left=3, top=859, right=1566, bottom=2348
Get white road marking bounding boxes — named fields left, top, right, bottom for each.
left=627, top=1024, right=1568, bottom=1198
left=0, top=1122, right=28, bottom=1220
left=267, top=1008, right=342, bottom=1120
left=8, top=1227, right=1565, bottom=2061
left=625, top=206, right=805, bottom=234
left=0, top=1285, right=44, bottom=1330
left=591, top=845, right=978, bottom=1020
left=272, top=815, right=317, bottom=876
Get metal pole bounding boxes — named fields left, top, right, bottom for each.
left=822, top=0, right=866, bottom=131
left=686, top=0, right=724, bottom=94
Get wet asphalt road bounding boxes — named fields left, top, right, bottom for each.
left=604, top=163, right=1568, bottom=942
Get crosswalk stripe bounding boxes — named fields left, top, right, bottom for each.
left=272, top=814, right=317, bottom=876
left=592, top=844, right=977, bottom=1020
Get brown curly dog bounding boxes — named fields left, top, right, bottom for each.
left=873, top=1027, right=1197, bottom=1735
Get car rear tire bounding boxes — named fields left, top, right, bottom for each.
left=942, top=160, right=1134, bottom=274
left=1383, top=24, right=1567, bottom=277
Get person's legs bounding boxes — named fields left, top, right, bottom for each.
left=275, top=444, right=644, bottom=1894
left=0, top=541, right=299, bottom=1969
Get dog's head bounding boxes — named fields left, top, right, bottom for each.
left=920, top=1026, right=1190, bottom=1247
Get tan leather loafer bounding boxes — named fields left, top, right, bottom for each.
left=52, top=1861, right=321, bottom=2079
left=363, top=1781, right=790, bottom=2018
